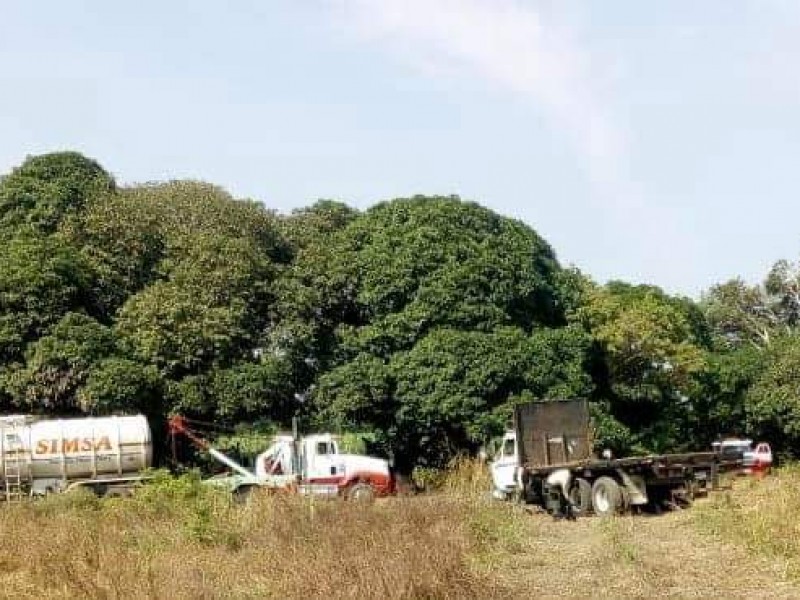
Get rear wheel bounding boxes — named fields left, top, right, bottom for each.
left=591, top=476, right=623, bottom=517
left=346, top=482, right=376, bottom=503
left=568, top=478, right=593, bottom=516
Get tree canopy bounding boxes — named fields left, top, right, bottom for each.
left=1, top=151, right=798, bottom=471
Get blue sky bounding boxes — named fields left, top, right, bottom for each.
left=1, top=1, right=798, bottom=297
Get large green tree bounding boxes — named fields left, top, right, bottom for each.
left=576, top=281, right=708, bottom=453
left=108, top=182, right=293, bottom=423
left=744, top=336, right=800, bottom=457
left=301, top=196, right=589, bottom=469
left=9, top=150, right=798, bottom=474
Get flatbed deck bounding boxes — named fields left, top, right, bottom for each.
left=523, top=451, right=737, bottom=473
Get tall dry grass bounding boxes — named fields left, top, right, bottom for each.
left=0, top=467, right=527, bottom=599
left=694, top=465, right=800, bottom=579
left=413, top=456, right=495, bottom=496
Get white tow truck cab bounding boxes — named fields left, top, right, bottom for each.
left=253, top=432, right=394, bottom=499
left=489, top=432, right=520, bottom=500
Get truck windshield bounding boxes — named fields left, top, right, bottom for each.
left=503, top=438, right=515, bottom=457
left=719, top=444, right=750, bottom=459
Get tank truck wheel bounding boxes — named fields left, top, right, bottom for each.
left=568, top=478, right=593, bottom=516
left=591, top=477, right=623, bottom=517
left=105, top=486, right=133, bottom=499
left=346, top=482, right=376, bottom=503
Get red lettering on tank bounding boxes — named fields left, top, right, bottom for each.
left=34, top=436, right=116, bottom=454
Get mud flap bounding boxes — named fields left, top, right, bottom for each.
left=615, top=469, right=648, bottom=506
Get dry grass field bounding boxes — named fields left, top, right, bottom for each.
left=0, top=464, right=799, bottom=599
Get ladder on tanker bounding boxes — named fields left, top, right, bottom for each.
left=2, top=422, right=27, bottom=502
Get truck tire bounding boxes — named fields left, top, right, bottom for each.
left=346, top=482, right=376, bottom=503
left=569, top=478, right=593, bottom=516
left=105, top=486, right=133, bottom=499
left=232, top=484, right=257, bottom=505
left=591, top=476, right=623, bottom=517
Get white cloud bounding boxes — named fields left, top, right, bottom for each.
left=331, top=0, right=708, bottom=295
left=334, top=0, right=630, bottom=199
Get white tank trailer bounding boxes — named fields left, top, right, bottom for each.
left=0, top=414, right=152, bottom=497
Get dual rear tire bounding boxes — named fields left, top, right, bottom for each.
left=568, top=478, right=593, bottom=516
left=590, top=476, right=627, bottom=517
left=567, top=476, right=627, bottom=517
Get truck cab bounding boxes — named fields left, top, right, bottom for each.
left=254, top=433, right=394, bottom=498
left=489, top=432, right=520, bottom=500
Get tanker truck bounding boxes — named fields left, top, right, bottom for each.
left=0, top=414, right=152, bottom=499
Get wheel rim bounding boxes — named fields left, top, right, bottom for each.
left=594, top=488, right=610, bottom=513
left=351, top=486, right=374, bottom=501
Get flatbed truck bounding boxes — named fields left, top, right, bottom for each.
left=490, top=399, right=741, bottom=517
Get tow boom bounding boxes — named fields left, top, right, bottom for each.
left=167, top=415, right=257, bottom=481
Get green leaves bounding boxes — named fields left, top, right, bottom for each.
left=336, top=196, right=565, bottom=332
left=575, top=281, right=709, bottom=453
left=0, top=231, right=94, bottom=361
left=79, top=358, right=162, bottom=414
left=115, top=280, right=248, bottom=378
left=579, top=283, right=705, bottom=396
left=3, top=313, right=115, bottom=411
left=745, top=337, right=800, bottom=454
left=0, top=151, right=114, bottom=233
left=315, top=325, right=592, bottom=469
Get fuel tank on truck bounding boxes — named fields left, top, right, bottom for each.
left=0, top=414, right=152, bottom=481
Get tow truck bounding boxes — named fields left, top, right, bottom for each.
left=168, top=416, right=395, bottom=502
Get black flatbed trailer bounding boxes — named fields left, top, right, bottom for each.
left=513, top=400, right=741, bottom=517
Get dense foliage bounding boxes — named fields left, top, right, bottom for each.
left=0, top=152, right=797, bottom=471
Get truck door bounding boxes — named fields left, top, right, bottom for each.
left=306, top=439, right=343, bottom=481
left=490, top=434, right=519, bottom=496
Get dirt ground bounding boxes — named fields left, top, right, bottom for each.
left=490, top=501, right=800, bottom=600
